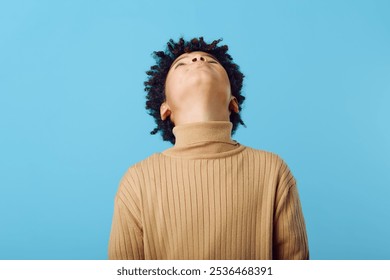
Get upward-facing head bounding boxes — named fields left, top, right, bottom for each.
left=145, top=37, right=245, bottom=144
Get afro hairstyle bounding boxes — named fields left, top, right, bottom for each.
left=144, top=37, right=246, bottom=144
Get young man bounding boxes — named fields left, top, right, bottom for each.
left=108, top=37, right=309, bottom=260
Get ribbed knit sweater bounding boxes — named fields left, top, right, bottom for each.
left=108, top=121, right=309, bottom=260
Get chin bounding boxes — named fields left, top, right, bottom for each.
left=184, top=75, right=222, bottom=90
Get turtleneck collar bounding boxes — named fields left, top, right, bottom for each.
left=161, top=121, right=245, bottom=158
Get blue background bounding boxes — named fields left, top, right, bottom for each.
left=1, top=0, right=389, bottom=260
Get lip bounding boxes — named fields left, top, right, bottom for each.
left=188, top=64, right=214, bottom=72
left=191, top=62, right=212, bottom=68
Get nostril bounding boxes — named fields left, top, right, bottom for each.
left=200, top=57, right=205, bottom=61
left=192, top=57, right=197, bottom=62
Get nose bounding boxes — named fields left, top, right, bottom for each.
left=191, top=55, right=206, bottom=62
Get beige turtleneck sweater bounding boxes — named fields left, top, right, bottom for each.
left=108, top=121, right=309, bottom=260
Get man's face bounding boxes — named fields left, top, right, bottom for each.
left=163, top=51, right=232, bottom=121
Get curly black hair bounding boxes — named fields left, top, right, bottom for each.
left=144, top=37, right=245, bottom=144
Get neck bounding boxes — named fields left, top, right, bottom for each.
left=170, top=98, right=230, bottom=126
left=173, top=112, right=230, bottom=126
left=162, top=121, right=244, bottom=158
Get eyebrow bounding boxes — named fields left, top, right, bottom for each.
left=170, top=53, right=219, bottom=69
left=170, top=55, right=188, bottom=69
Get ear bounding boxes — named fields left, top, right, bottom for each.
left=229, top=96, right=239, bottom=114
left=160, top=102, right=172, bottom=121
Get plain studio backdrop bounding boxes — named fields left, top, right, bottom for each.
left=0, top=0, right=389, bottom=260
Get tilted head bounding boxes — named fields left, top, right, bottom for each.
left=145, top=37, right=245, bottom=144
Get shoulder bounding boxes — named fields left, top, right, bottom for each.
left=116, top=153, right=162, bottom=194
left=244, top=145, right=296, bottom=190
left=242, top=145, right=294, bottom=179
left=121, top=153, right=162, bottom=179
left=242, top=145, right=287, bottom=166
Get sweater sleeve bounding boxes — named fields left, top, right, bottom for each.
left=108, top=169, right=144, bottom=259
left=273, top=160, right=309, bottom=260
